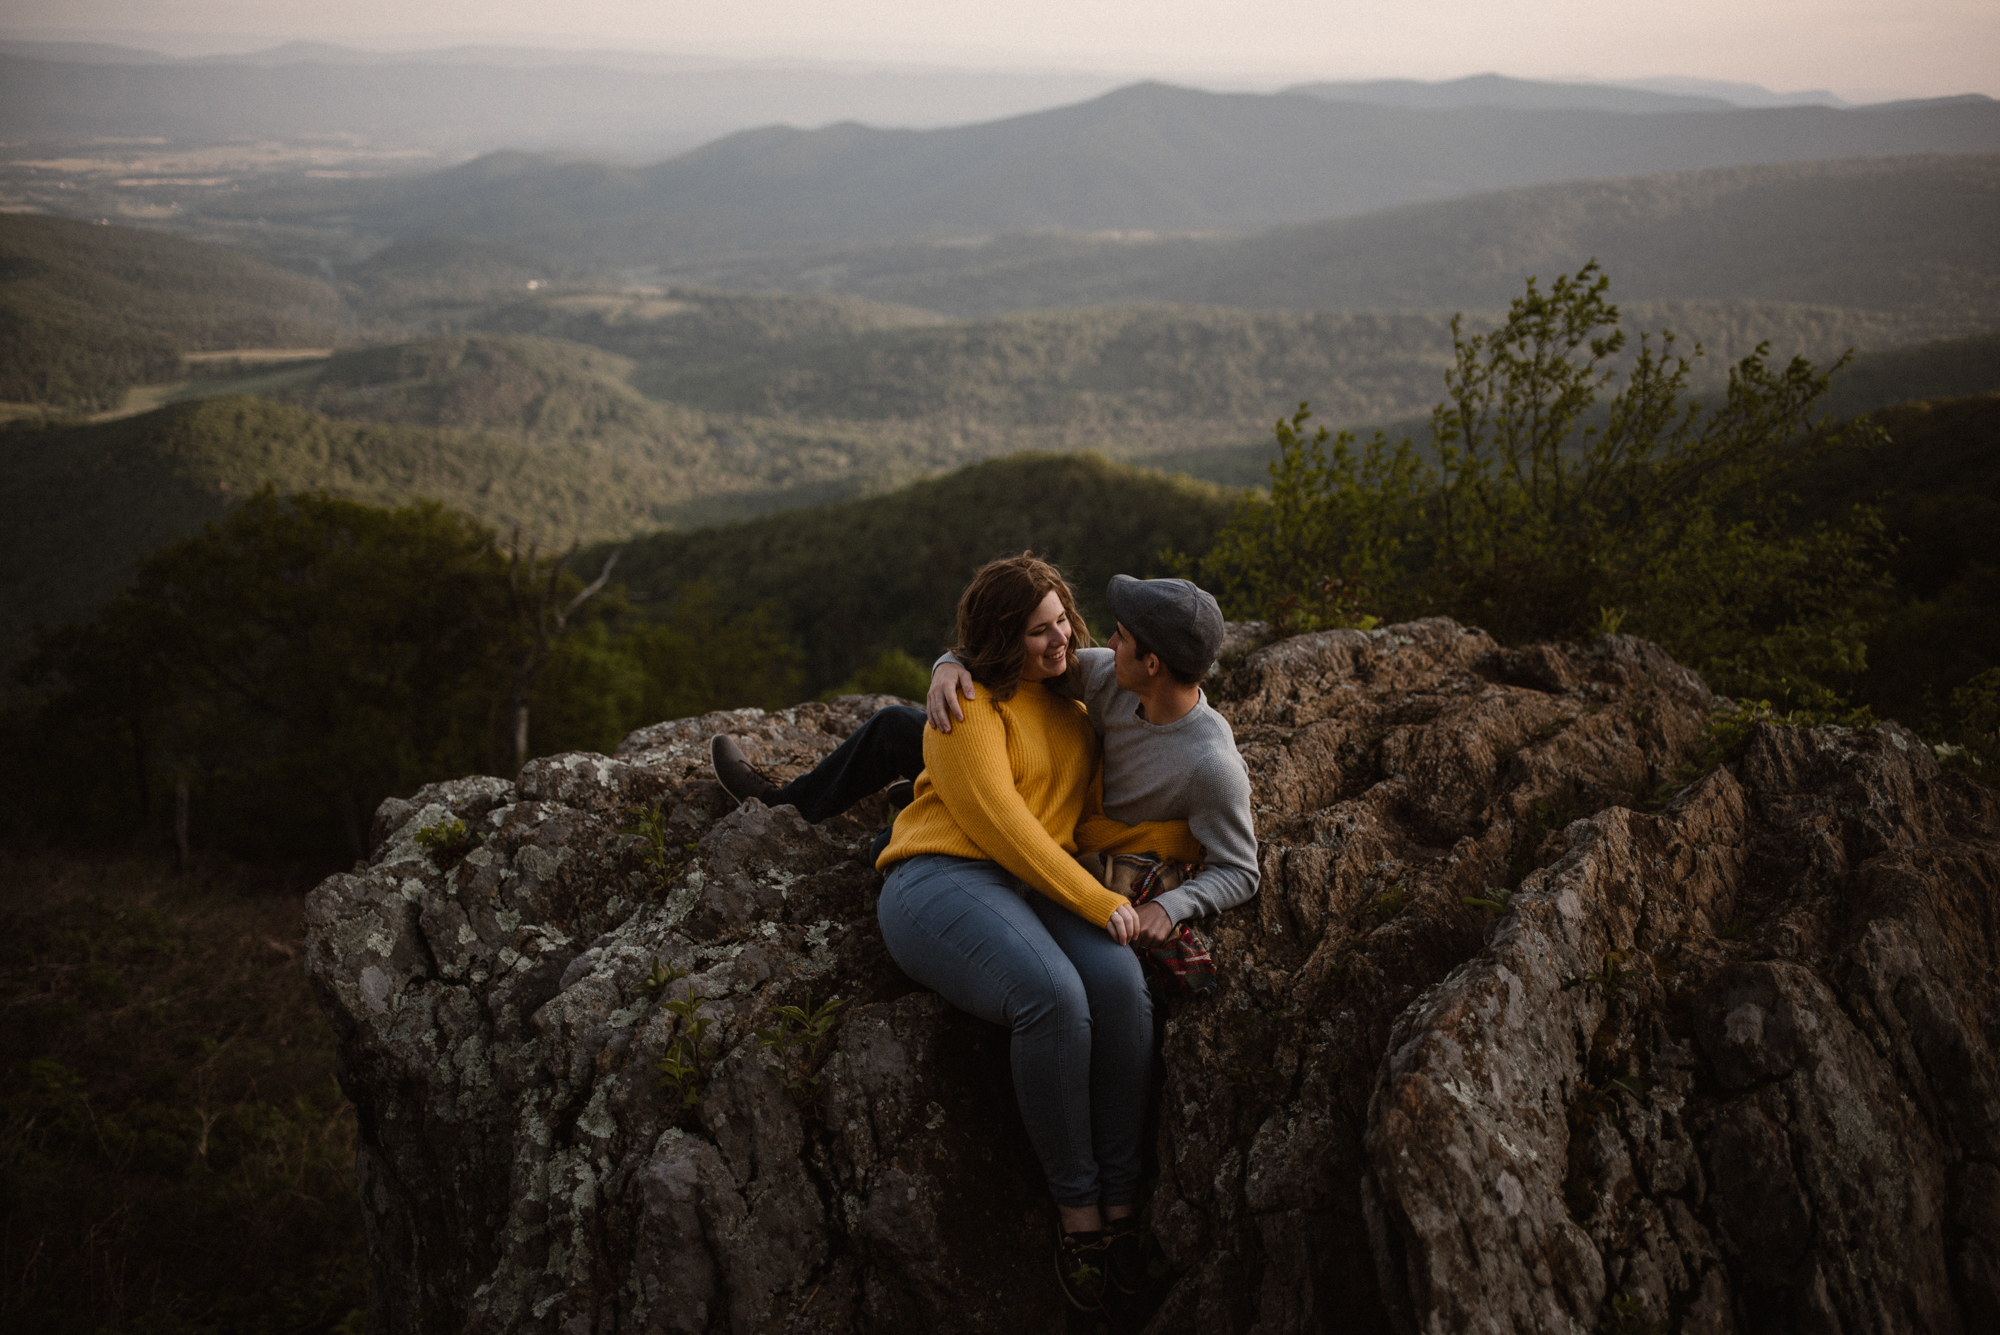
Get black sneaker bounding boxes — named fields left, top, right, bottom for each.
left=1054, top=1222, right=1108, bottom=1312
left=710, top=735, right=777, bottom=804
left=1104, top=1216, right=1146, bottom=1296
left=885, top=779, right=915, bottom=814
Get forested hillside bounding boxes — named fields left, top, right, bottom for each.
left=539, top=298, right=1984, bottom=425
left=588, top=451, right=1240, bottom=694
left=694, top=154, right=2000, bottom=319
left=0, top=214, right=347, bottom=409
left=10, top=305, right=1999, bottom=676
left=0, top=384, right=951, bottom=672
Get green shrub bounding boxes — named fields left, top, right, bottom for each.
left=1196, top=263, right=1891, bottom=708
left=1938, top=667, right=2000, bottom=778
left=822, top=648, right=932, bottom=702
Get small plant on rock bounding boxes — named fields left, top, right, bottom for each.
left=622, top=802, right=695, bottom=892
left=1357, top=882, right=1413, bottom=930
left=1564, top=950, right=1638, bottom=996
left=755, top=994, right=848, bottom=1102
left=654, top=982, right=718, bottom=1109
left=1462, top=885, right=1514, bottom=914
left=414, top=818, right=475, bottom=868
left=640, top=957, right=688, bottom=999
left=1598, top=1292, right=1666, bottom=1335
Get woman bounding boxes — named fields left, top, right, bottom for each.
left=874, top=553, right=1198, bottom=1311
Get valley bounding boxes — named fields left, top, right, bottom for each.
left=1, top=65, right=1996, bottom=736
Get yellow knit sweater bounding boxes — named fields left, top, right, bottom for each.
left=877, top=678, right=1200, bottom=926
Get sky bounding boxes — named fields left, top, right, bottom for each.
left=8, top=0, right=1999, bottom=101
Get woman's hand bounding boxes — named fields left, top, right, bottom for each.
left=927, top=662, right=977, bottom=733
left=1108, top=901, right=1175, bottom=946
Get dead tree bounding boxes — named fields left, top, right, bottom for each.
left=502, top=533, right=619, bottom=775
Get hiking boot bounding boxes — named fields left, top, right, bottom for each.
left=1104, top=1216, right=1147, bottom=1296
left=710, top=735, right=776, bottom=804
left=885, top=779, right=915, bottom=815
left=1054, top=1221, right=1108, bottom=1312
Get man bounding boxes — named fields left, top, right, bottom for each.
left=710, top=575, right=1258, bottom=943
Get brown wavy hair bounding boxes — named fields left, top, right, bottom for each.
left=951, top=552, right=1093, bottom=701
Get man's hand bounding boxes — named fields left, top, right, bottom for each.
left=1106, top=902, right=1140, bottom=945
left=927, top=662, right=976, bottom=732
left=1130, top=901, right=1176, bottom=946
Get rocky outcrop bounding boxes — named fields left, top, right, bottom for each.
left=305, top=620, right=2000, bottom=1333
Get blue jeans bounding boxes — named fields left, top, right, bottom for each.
left=771, top=705, right=925, bottom=824
left=877, top=852, right=1152, bottom=1207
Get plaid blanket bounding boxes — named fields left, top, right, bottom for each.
left=1102, top=853, right=1217, bottom=993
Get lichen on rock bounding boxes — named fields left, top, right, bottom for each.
left=306, top=625, right=2000, bottom=1333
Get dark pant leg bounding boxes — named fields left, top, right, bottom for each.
left=1027, top=892, right=1153, bottom=1207
left=877, top=854, right=1103, bottom=1206
left=769, top=704, right=925, bottom=823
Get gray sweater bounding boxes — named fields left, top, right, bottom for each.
left=940, top=647, right=1259, bottom=925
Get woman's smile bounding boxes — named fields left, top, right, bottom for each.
left=1020, top=589, right=1072, bottom=681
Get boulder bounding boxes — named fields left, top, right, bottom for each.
left=305, top=623, right=2000, bottom=1333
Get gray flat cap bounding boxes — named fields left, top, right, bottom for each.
left=1105, top=575, right=1225, bottom=679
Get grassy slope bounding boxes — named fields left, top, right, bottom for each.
left=597, top=451, right=1241, bottom=694
left=0, top=214, right=349, bottom=409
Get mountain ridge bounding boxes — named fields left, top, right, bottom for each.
left=676, top=153, right=2000, bottom=320
left=174, top=83, right=2000, bottom=268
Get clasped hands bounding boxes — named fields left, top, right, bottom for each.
left=1108, top=899, right=1177, bottom=947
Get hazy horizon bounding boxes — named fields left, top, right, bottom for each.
left=6, top=0, right=1995, bottom=105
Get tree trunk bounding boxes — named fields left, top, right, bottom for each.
left=173, top=778, right=191, bottom=873
left=131, top=718, right=150, bottom=821
left=512, top=699, right=532, bottom=776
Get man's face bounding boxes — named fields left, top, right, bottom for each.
left=1110, top=622, right=1153, bottom=693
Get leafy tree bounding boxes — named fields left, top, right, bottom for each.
left=605, top=452, right=1236, bottom=696
left=822, top=648, right=933, bottom=702
left=1198, top=263, right=1891, bottom=707
left=18, top=491, right=515, bottom=858
left=7, top=492, right=831, bottom=860
left=619, top=583, right=804, bottom=724
left=1194, top=404, right=1424, bottom=635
